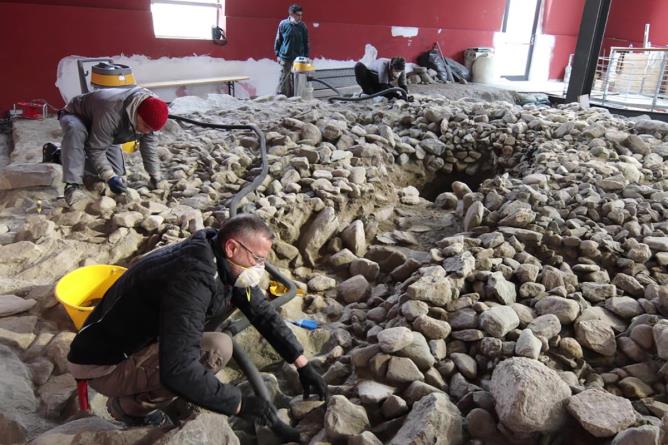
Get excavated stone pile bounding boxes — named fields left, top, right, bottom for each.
left=406, top=66, right=444, bottom=85
left=0, top=92, right=667, bottom=445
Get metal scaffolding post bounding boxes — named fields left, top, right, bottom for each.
left=565, top=0, right=612, bottom=103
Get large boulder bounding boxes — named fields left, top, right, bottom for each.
left=298, top=207, right=339, bottom=266
left=407, top=275, right=452, bottom=306
left=378, top=327, right=414, bottom=353
left=388, top=393, right=463, bottom=445
left=337, top=275, right=370, bottom=304
left=0, top=343, right=37, bottom=421
left=652, top=319, right=668, bottom=360
left=38, top=373, right=77, bottom=419
left=486, top=272, right=517, bottom=305
left=386, top=356, right=425, bottom=383
left=324, top=395, right=370, bottom=442
left=442, top=251, right=475, bottom=278
left=0, top=294, right=37, bottom=317
left=575, top=319, right=616, bottom=356
left=45, top=332, right=76, bottom=374
left=491, top=357, right=571, bottom=433
left=28, top=416, right=161, bottom=445
left=611, top=425, right=660, bottom=445
left=479, top=306, right=520, bottom=338
left=341, top=220, right=367, bottom=257
left=0, top=163, right=62, bottom=190
left=0, top=315, right=37, bottom=350
left=534, top=296, right=580, bottom=324
left=0, top=343, right=54, bottom=440
left=396, top=331, right=436, bottom=370
left=566, top=389, right=636, bottom=437
left=154, top=412, right=239, bottom=445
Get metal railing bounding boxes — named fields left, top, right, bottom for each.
left=589, top=47, right=668, bottom=112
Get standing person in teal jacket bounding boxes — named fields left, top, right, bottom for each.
left=274, top=4, right=309, bottom=96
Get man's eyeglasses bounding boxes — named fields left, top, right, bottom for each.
left=234, top=239, right=266, bottom=265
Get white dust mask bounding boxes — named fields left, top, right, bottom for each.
left=232, top=262, right=265, bottom=288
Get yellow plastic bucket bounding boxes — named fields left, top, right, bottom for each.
left=121, top=140, right=138, bottom=153
left=268, top=280, right=306, bottom=298
left=55, top=265, right=127, bottom=330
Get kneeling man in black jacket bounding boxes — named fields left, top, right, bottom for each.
left=355, top=57, right=408, bottom=99
left=67, top=214, right=326, bottom=426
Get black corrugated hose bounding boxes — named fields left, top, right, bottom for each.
left=305, top=76, right=408, bottom=102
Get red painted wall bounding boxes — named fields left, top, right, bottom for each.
left=229, top=0, right=506, bottom=61
left=0, top=1, right=238, bottom=114
left=0, top=0, right=582, bottom=114
left=542, top=0, right=584, bottom=80
left=603, top=0, right=668, bottom=53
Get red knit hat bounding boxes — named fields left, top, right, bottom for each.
left=137, top=97, right=169, bottom=131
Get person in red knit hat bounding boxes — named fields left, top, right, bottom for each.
left=56, top=87, right=169, bottom=207
left=136, top=97, right=169, bottom=133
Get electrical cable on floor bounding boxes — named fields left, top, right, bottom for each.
left=305, top=76, right=409, bottom=102
left=328, top=87, right=409, bottom=102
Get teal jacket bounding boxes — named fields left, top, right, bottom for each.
left=274, top=18, right=309, bottom=62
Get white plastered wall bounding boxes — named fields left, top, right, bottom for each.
left=55, top=47, right=379, bottom=103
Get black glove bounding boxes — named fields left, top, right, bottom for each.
left=407, top=95, right=415, bottom=102
left=107, top=176, right=127, bottom=194
left=298, top=362, right=328, bottom=401
left=239, top=396, right=277, bottom=426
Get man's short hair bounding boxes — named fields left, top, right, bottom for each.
left=218, top=214, right=274, bottom=247
left=288, top=3, right=303, bottom=14
left=390, top=57, right=406, bottom=71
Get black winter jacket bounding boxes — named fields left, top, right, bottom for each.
left=67, top=229, right=303, bottom=415
left=274, top=18, right=309, bottom=62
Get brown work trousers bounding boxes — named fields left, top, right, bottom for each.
left=70, top=332, right=233, bottom=417
left=276, top=60, right=294, bottom=96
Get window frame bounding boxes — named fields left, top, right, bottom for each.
left=500, top=0, right=543, bottom=81
left=150, top=0, right=223, bottom=41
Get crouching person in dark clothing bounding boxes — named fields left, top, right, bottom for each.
left=67, top=214, right=327, bottom=427
left=355, top=57, right=409, bottom=99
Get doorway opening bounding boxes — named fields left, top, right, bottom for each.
left=497, top=0, right=543, bottom=80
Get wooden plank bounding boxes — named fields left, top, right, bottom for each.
left=142, top=76, right=249, bottom=89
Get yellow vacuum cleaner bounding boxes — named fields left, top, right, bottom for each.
left=291, top=56, right=315, bottom=73
left=292, top=57, right=316, bottom=98
left=90, top=62, right=136, bottom=88
left=77, top=58, right=136, bottom=93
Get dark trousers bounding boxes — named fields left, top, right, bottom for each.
left=354, top=62, right=402, bottom=99
left=59, top=113, right=125, bottom=184
left=277, top=59, right=294, bottom=96
left=68, top=332, right=233, bottom=417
